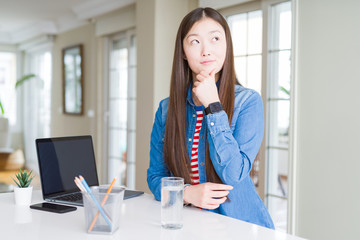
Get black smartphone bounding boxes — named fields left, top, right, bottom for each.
left=124, top=190, right=144, bottom=200
left=30, top=202, right=77, bottom=214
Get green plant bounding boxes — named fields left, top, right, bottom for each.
left=0, top=73, right=36, bottom=116
left=12, top=169, right=35, bottom=188
left=15, top=73, right=36, bottom=89
left=280, top=86, right=290, bottom=96
left=0, top=100, right=4, bottom=115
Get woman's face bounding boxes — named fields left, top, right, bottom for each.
left=183, top=17, right=227, bottom=79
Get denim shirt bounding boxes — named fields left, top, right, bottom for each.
left=147, top=84, right=274, bottom=229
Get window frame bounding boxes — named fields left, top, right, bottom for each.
left=103, top=28, right=137, bottom=189
left=219, top=0, right=296, bottom=233
left=22, top=46, right=53, bottom=172
left=0, top=51, right=17, bottom=126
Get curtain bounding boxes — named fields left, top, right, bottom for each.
left=23, top=51, right=52, bottom=172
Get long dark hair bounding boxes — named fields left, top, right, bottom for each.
left=164, top=8, right=237, bottom=184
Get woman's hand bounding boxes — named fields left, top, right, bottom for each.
left=183, top=182, right=233, bottom=209
left=192, top=69, right=220, bottom=107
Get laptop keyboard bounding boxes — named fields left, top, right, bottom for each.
left=56, top=192, right=83, bottom=202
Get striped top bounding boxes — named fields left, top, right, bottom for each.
left=190, top=106, right=203, bottom=185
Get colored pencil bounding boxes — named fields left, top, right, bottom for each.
left=88, top=177, right=117, bottom=231
left=79, top=175, right=112, bottom=230
left=74, top=177, right=86, bottom=192
left=75, top=176, right=112, bottom=221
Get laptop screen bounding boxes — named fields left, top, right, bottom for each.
left=36, top=136, right=99, bottom=197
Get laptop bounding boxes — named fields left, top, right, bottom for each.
left=36, top=135, right=143, bottom=206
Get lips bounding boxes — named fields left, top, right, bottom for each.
left=200, top=60, right=215, bottom=65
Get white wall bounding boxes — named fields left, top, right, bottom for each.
left=295, top=0, right=360, bottom=239
left=153, top=0, right=194, bottom=109
left=135, top=0, right=157, bottom=192
left=135, top=0, right=198, bottom=192
left=51, top=24, right=99, bottom=167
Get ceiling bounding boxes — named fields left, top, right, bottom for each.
left=0, top=0, right=86, bottom=32
left=0, top=0, right=248, bottom=45
left=0, top=0, right=135, bottom=44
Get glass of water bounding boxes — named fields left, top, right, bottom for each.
left=161, top=177, right=184, bottom=229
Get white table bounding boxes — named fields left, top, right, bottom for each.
left=0, top=190, right=305, bottom=240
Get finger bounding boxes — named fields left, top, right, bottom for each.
left=203, top=200, right=227, bottom=210
left=204, top=204, right=220, bottom=210
left=207, top=183, right=233, bottom=191
left=199, top=71, right=210, bottom=77
left=201, top=203, right=220, bottom=210
left=193, top=80, right=200, bottom=87
left=210, top=190, right=229, bottom=198
left=196, top=74, right=206, bottom=82
left=208, top=197, right=227, bottom=205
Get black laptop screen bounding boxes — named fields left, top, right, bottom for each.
left=36, top=136, right=99, bottom=196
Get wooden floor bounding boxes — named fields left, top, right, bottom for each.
left=0, top=169, right=41, bottom=192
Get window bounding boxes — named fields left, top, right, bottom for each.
left=0, top=52, right=17, bottom=124
left=228, top=10, right=263, bottom=94
left=266, top=1, right=292, bottom=232
left=227, top=8, right=263, bottom=190
left=105, top=30, right=137, bottom=189
left=222, top=0, right=293, bottom=233
left=23, top=50, right=52, bottom=171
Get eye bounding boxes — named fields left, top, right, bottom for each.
left=212, top=36, right=220, bottom=42
left=191, top=39, right=199, bottom=45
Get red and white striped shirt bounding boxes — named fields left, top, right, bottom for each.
left=190, top=108, right=203, bottom=185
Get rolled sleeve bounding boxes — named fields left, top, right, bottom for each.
left=206, top=111, right=231, bottom=135
left=206, top=91, right=264, bottom=185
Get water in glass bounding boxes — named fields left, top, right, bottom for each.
left=161, top=185, right=183, bottom=229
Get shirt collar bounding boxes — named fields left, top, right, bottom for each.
left=186, top=82, right=195, bottom=107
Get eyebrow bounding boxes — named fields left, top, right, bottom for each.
left=186, top=30, right=223, bottom=39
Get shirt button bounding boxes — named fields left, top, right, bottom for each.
left=193, top=114, right=196, bottom=117
left=200, top=162, right=204, bottom=166
left=188, top=138, right=192, bottom=142
left=210, top=122, right=214, bottom=126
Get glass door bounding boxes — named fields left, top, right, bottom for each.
left=266, top=1, right=292, bottom=232
left=223, top=0, right=293, bottom=232
left=227, top=9, right=263, bottom=189
left=105, top=30, right=137, bottom=189
left=24, top=50, right=52, bottom=171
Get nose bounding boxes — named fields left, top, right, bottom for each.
left=201, top=43, right=211, bottom=56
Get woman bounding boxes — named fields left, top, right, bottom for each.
left=147, top=7, right=274, bottom=229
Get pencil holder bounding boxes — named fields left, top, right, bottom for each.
left=83, top=185, right=125, bottom=234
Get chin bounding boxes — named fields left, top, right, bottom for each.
left=200, top=67, right=218, bottom=74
